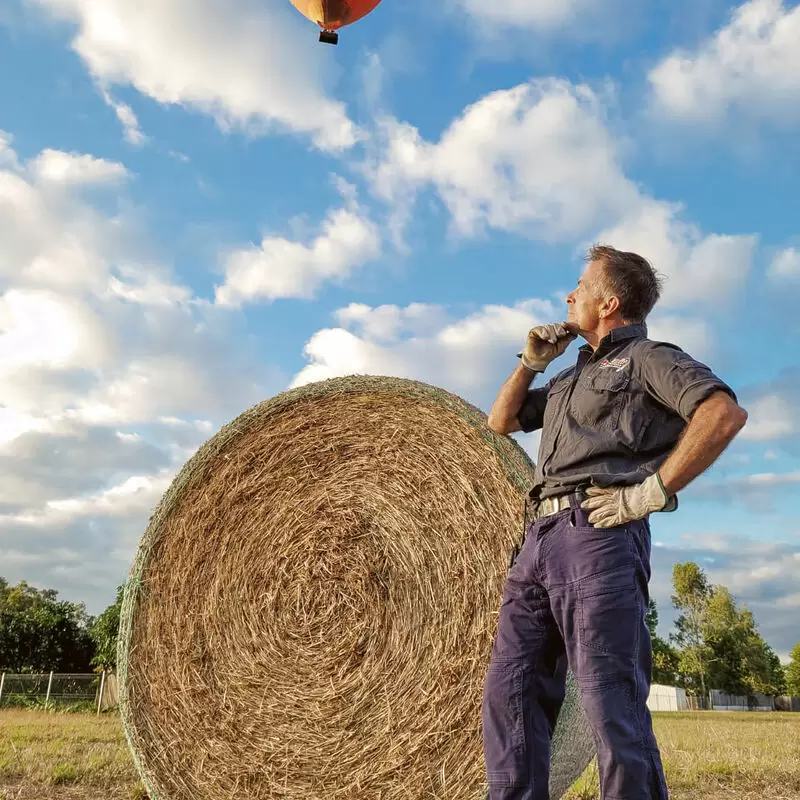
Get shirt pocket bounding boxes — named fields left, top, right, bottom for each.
left=538, top=379, right=573, bottom=453
left=543, top=379, right=572, bottom=420
left=571, top=369, right=630, bottom=432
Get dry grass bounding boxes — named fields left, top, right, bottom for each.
left=564, top=711, right=800, bottom=800
left=2, top=709, right=799, bottom=799
left=0, top=709, right=144, bottom=799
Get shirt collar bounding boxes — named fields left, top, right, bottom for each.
left=579, top=322, right=647, bottom=354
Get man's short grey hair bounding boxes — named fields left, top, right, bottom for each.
left=586, top=244, right=664, bottom=323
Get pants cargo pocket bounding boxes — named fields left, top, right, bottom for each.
left=482, top=660, right=528, bottom=788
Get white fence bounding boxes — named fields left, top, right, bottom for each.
left=0, top=671, right=117, bottom=714
left=648, top=683, right=799, bottom=712
left=647, top=683, right=689, bottom=712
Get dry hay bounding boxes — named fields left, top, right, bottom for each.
left=118, top=375, right=594, bottom=800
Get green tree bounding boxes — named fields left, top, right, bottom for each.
left=785, top=643, right=800, bottom=696
left=670, top=562, right=712, bottom=696
left=670, top=579, right=785, bottom=697
left=703, top=586, right=786, bottom=696
left=0, top=578, right=95, bottom=672
left=645, top=598, right=680, bottom=685
left=765, top=648, right=787, bottom=696
left=90, top=585, right=124, bottom=671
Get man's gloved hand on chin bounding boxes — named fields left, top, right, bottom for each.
left=518, top=322, right=578, bottom=372
left=581, top=473, right=673, bottom=528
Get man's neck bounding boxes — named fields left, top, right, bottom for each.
left=583, top=319, right=631, bottom=351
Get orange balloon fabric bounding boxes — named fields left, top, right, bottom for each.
left=290, top=0, right=382, bottom=30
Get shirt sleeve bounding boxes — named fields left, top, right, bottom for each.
left=641, top=343, right=738, bottom=421
left=517, top=385, right=549, bottom=432
left=516, top=371, right=560, bottom=433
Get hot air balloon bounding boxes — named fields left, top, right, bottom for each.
left=290, top=0, right=383, bottom=44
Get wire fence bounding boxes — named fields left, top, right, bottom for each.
left=1, top=672, right=797, bottom=716
left=0, top=671, right=118, bottom=713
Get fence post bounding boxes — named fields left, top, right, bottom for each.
left=0, top=672, right=4, bottom=705
left=97, top=671, right=106, bottom=716
left=45, top=671, right=54, bottom=710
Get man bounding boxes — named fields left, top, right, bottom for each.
left=481, top=245, right=748, bottom=800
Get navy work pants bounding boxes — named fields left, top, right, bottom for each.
left=481, top=495, right=668, bottom=799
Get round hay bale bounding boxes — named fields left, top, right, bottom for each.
left=118, top=375, right=594, bottom=800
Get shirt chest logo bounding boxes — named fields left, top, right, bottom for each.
left=599, top=357, right=630, bottom=372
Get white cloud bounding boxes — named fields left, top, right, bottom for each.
left=369, top=80, right=638, bottom=242
left=768, top=246, right=800, bottom=280
left=0, top=425, right=171, bottom=512
left=28, top=0, right=358, bottom=150
left=0, top=289, right=111, bottom=371
left=107, top=274, right=192, bottom=306
left=335, top=302, right=450, bottom=343
left=368, top=78, right=756, bottom=307
left=0, top=132, right=22, bottom=170
left=292, top=298, right=567, bottom=464
left=595, top=199, right=758, bottom=308
left=292, top=297, right=563, bottom=397
left=0, top=141, right=132, bottom=289
left=648, top=0, right=800, bottom=125
left=647, top=533, right=800, bottom=656
left=690, top=467, right=800, bottom=512
left=100, top=88, right=147, bottom=146
left=454, top=0, right=599, bottom=29
left=215, top=201, right=381, bottom=307
left=739, top=393, right=797, bottom=441
left=30, top=149, right=129, bottom=185
left=0, top=133, right=275, bottom=614
left=646, top=313, right=716, bottom=361
left=68, top=352, right=259, bottom=426
left=294, top=297, right=721, bottom=405
left=0, top=409, right=51, bottom=447
left=727, top=470, right=800, bottom=487
left=42, top=471, right=174, bottom=519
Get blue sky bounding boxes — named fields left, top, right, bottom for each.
left=1, top=0, right=799, bottom=658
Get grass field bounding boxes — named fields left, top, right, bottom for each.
left=1, top=709, right=799, bottom=799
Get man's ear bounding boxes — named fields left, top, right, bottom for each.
left=600, top=295, right=620, bottom=318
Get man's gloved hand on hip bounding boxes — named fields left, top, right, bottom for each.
left=581, top=473, right=674, bottom=528
left=518, top=322, right=578, bottom=372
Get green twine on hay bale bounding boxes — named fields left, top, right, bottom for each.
left=118, top=375, right=594, bottom=800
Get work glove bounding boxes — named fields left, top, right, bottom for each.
left=518, top=322, right=578, bottom=372
left=580, top=473, right=674, bottom=528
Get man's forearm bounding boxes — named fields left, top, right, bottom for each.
left=658, top=392, right=748, bottom=497
left=487, top=363, right=538, bottom=434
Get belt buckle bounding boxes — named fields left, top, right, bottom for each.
left=552, top=494, right=570, bottom=516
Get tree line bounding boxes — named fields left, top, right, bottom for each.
left=649, top=562, right=800, bottom=697
left=2, top=564, right=800, bottom=697
left=0, top=578, right=121, bottom=674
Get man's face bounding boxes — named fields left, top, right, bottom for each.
left=566, top=260, right=605, bottom=333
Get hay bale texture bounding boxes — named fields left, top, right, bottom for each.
left=118, top=375, right=594, bottom=800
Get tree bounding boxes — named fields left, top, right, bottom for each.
left=670, top=562, right=712, bottom=696
left=764, top=648, right=787, bottom=696
left=685, top=583, right=786, bottom=697
left=645, top=598, right=680, bottom=685
left=785, top=643, right=800, bottom=696
left=0, top=579, right=95, bottom=672
left=90, top=585, right=124, bottom=671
